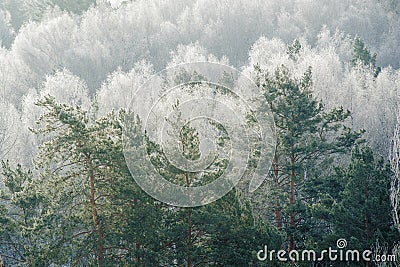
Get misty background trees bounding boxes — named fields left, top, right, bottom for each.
left=0, top=0, right=399, bottom=266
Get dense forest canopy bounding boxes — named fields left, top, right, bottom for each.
left=0, top=0, right=399, bottom=266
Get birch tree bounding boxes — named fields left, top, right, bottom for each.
left=390, top=106, right=400, bottom=230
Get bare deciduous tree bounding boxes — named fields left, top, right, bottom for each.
left=390, top=106, right=400, bottom=231
left=0, top=102, right=19, bottom=161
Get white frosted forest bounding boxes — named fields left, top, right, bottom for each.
left=0, top=0, right=398, bottom=165
left=0, top=0, right=400, bottom=266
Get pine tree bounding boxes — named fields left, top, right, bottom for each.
left=136, top=70, right=282, bottom=266
left=145, top=117, right=282, bottom=266
left=0, top=162, right=48, bottom=266
left=0, top=96, right=164, bottom=266
left=254, top=60, right=362, bottom=263
left=351, top=36, right=381, bottom=78
left=328, top=145, right=399, bottom=266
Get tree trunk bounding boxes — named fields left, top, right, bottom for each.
left=273, top=152, right=282, bottom=231
left=185, top=172, right=192, bottom=267
left=289, top=150, right=296, bottom=267
left=133, top=199, right=140, bottom=264
left=87, top=156, right=104, bottom=267
left=187, top=207, right=192, bottom=267
left=365, top=185, right=370, bottom=242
